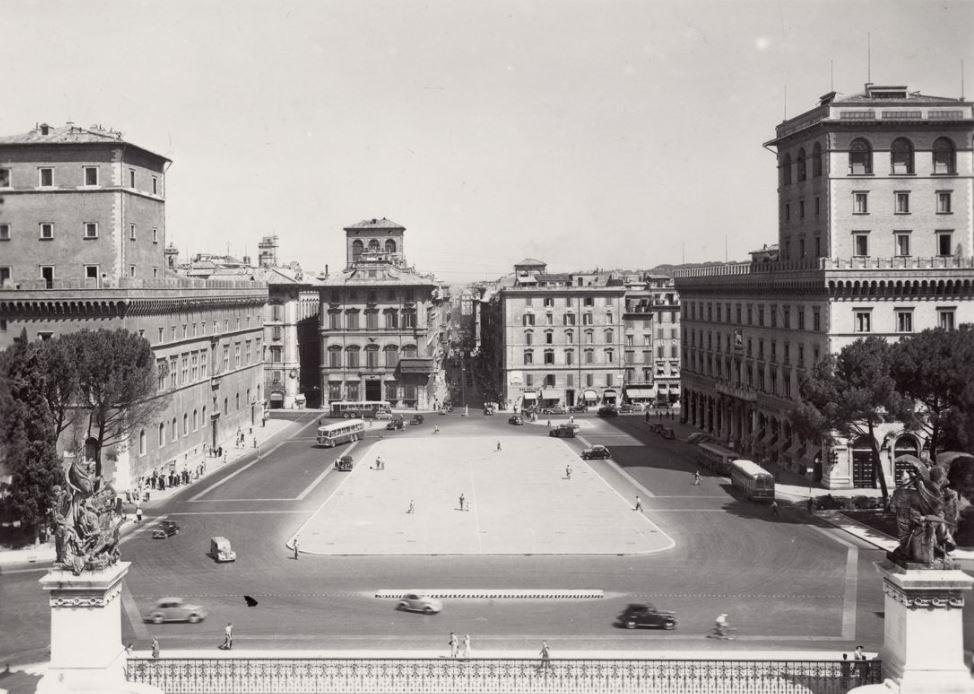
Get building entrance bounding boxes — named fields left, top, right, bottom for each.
left=852, top=445, right=876, bottom=488
left=365, top=379, right=382, bottom=401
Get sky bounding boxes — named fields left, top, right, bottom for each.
left=2, top=1, right=973, bottom=282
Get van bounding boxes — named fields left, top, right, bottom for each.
left=209, top=536, right=236, bottom=563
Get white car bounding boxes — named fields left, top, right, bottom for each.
left=374, top=411, right=393, bottom=420
left=396, top=593, right=443, bottom=614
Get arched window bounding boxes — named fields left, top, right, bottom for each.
left=384, top=345, right=399, bottom=368
left=796, top=148, right=807, bottom=181
left=890, top=138, right=914, bottom=174
left=158, top=422, right=165, bottom=447
left=351, top=239, right=363, bottom=260
left=849, top=138, right=872, bottom=175
left=182, top=413, right=188, bottom=436
left=203, top=405, right=207, bottom=422
left=524, top=331, right=533, bottom=346
left=781, top=153, right=792, bottom=185
left=565, top=330, right=574, bottom=343
left=193, top=409, right=199, bottom=431
left=933, top=137, right=956, bottom=174
left=139, top=429, right=147, bottom=456
left=604, top=329, right=614, bottom=343
left=385, top=239, right=397, bottom=254
left=171, top=417, right=177, bottom=442
left=812, top=142, right=822, bottom=177
left=235, top=392, right=240, bottom=410
left=368, top=239, right=380, bottom=251
left=401, top=344, right=417, bottom=358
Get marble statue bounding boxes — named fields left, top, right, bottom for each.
left=888, top=460, right=957, bottom=568
left=50, top=456, right=123, bottom=575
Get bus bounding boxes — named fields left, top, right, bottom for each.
left=316, top=419, right=365, bottom=447
left=329, top=401, right=391, bottom=419
left=729, top=458, right=775, bottom=501
left=695, top=442, right=738, bottom=475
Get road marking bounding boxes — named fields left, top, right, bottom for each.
left=132, top=632, right=852, bottom=643
left=183, top=498, right=297, bottom=502
left=466, top=459, right=484, bottom=554
left=288, top=442, right=361, bottom=544
left=166, top=510, right=308, bottom=516
left=577, top=434, right=655, bottom=498
left=188, top=418, right=318, bottom=501
left=807, top=525, right=858, bottom=640
left=121, top=583, right=151, bottom=641
left=295, top=460, right=338, bottom=501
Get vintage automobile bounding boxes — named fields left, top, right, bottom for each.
left=541, top=405, right=567, bottom=415
left=615, top=603, right=677, bottom=630
left=208, top=536, right=236, bottom=562
left=410, top=414, right=425, bottom=425
left=569, top=404, right=589, bottom=413
left=687, top=432, right=715, bottom=445
left=152, top=520, right=180, bottom=539
left=144, top=597, right=207, bottom=624
left=396, top=593, right=443, bottom=615
left=334, top=455, right=354, bottom=471
left=374, top=411, right=393, bottom=421
left=618, top=404, right=634, bottom=414
left=386, top=415, right=405, bottom=431
left=508, top=415, right=524, bottom=426
left=597, top=406, right=619, bottom=417
left=580, top=445, right=611, bottom=460
left=549, top=425, right=576, bottom=438
left=659, top=427, right=676, bottom=440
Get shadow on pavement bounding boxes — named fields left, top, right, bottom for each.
left=0, top=666, right=42, bottom=694
left=716, top=485, right=835, bottom=528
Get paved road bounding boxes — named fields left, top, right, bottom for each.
left=1, top=411, right=888, bottom=663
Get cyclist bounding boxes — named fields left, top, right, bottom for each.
left=715, top=613, right=730, bottom=637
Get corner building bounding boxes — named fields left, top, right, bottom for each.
left=675, top=84, right=974, bottom=489
left=318, top=218, right=442, bottom=410
left=0, top=123, right=266, bottom=492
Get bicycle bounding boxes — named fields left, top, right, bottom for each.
left=706, top=626, right=738, bottom=640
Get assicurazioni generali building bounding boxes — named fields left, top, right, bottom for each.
left=0, top=123, right=266, bottom=491
left=675, top=84, right=974, bottom=490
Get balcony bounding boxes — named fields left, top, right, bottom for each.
left=716, top=381, right=758, bottom=402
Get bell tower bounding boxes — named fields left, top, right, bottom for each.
left=343, top=217, right=406, bottom=268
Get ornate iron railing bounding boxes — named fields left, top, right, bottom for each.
left=127, top=656, right=882, bottom=693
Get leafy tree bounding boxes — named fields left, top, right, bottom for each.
left=789, top=337, right=915, bottom=504
left=74, top=329, right=166, bottom=478
left=0, top=331, right=65, bottom=540
left=37, top=333, right=82, bottom=441
left=889, top=326, right=974, bottom=460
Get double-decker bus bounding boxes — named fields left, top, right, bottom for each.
left=694, top=442, right=738, bottom=475
left=329, top=401, right=391, bottom=419
left=729, top=458, right=775, bottom=501
left=316, top=419, right=365, bottom=447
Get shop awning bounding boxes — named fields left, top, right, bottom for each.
left=522, top=392, right=539, bottom=400
left=624, top=387, right=654, bottom=398
left=582, top=389, right=599, bottom=401
left=269, top=392, right=284, bottom=401
left=602, top=389, right=618, bottom=396
left=541, top=388, right=560, bottom=400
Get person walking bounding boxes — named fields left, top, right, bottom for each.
left=220, top=623, right=233, bottom=650
left=407, top=499, right=415, bottom=514
left=461, top=634, right=471, bottom=659
left=539, top=641, right=551, bottom=672
left=151, top=638, right=159, bottom=659
left=693, top=470, right=701, bottom=486
left=634, top=495, right=643, bottom=512
left=135, top=504, right=143, bottom=522
left=459, top=493, right=465, bottom=511
left=448, top=632, right=458, bottom=658
left=496, top=441, right=501, bottom=451
left=565, top=465, right=572, bottom=480
left=771, top=500, right=780, bottom=517
left=293, top=536, right=300, bottom=560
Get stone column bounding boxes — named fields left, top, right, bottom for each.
left=876, top=560, right=974, bottom=693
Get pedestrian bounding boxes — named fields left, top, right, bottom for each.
left=461, top=634, right=471, bottom=658
left=569, top=414, right=574, bottom=425
left=434, top=425, right=440, bottom=434
left=407, top=499, right=415, bottom=514
left=459, top=493, right=465, bottom=511
left=253, top=437, right=258, bottom=449
left=634, top=495, right=643, bottom=512
left=136, top=505, right=143, bottom=522
left=693, top=470, right=701, bottom=486
left=220, top=623, right=233, bottom=650
left=449, top=632, right=458, bottom=658
left=547, top=419, right=551, bottom=428
left=125, top=643, right=133, bottom=657
left=771, top=500, right=780, bottom=516
left=854, top=645, right=866, bottom=661
left=293, top=536, right=299, bottom=560
left=539, top=641, right=551, bottom=672
left=806, top=497, right=815, bottom=514
left=151, top=638, right=159, bottom=659
left=496, top=441, right=501, bottom=451
left=566, top=465, right=572, bottom=480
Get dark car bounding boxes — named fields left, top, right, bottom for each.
left=152, top=520, right=180, bottom=539
left=569, top=404, right=589, bottom=413
left=334, top=455, right=353, bottom=471
left=549, top=425, right=576, bottom=438
left=581, top=445, right=611, bottom=460
left=541, top=405, right=566, bottom=415
left=687, top=432, right=715, bottom=445
left=508, top=415, right=524, bottom=425
left=386, top=415, right=405, bottom=431
left=597, top=406, right=618, bottom=417
left=410, top=414, right=425, bottom=425
left=618, top=404, right=633, bottom=414
left=659, top=427, right=676, bottom=440
left=616, top=603, right=677, bottom=630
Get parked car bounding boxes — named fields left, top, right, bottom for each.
left=144, top=597, right=207, bottom=624
left=386, top=415, right=405, bottom=430
left=659, top=427, right=676, bottom=440
left=549, top=425, right=576, bottom=438
left=581, top=445, right=611, bottom=460
left=508, top=415, right=524, bottom=425
left=410, top=414, right=425, bottom=425
left=334, top=455, right=354, bottom=471
left=396, top=593, right=443, bottom=615
left=569, top=404, right=589, bottom=413
left=629, top=402, right=646, bottom=412
left=374, top=411, right=393, bottom=421
left=541, top=405, right=567, bottom=415
left=618, top=404, right=634, bottom=414
left=152, top=520, right=180, bottom=539
left=615, top=603, right=676, bottom=630
left=687, top=432, right=714, bottom=445
left=597, top=406, right=618, bottom=417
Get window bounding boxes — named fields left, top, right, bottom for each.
left=524, top=350, right=533, bottom=365
left=604, top=329, right=613, bottom=343
left=796, top=148, right=806, bottom=181
left=563, top=313, right=576, bottom=326
left=895, top=192, right=909, bottom=214
left=402, top=311, right=416, bottom=328
left=895, top=232, right=911, bottom=257
left=525, top=374, right=533, bottom=387
left=39, top=168, right=53, bottom=186
left=0, top=168, right=9, bottom=187
left=933, top=137, right=956, bottom=174
left=346, top=311, right=359, bottom=330
left=152, top=228, right=159, bottom=244
left=853, top=192, right=868, bottom=214
left=81, top=222, right=99, bottom=239
left=896, top=310, right=914, bottom=333
left=329, top=312, right=341, bottom=330
left=784, top=203, right=790, bottom=221
left=129, top=265, right=136, bottom=278
left=328, top=347, right=342, bottom=368
left=129, top=169, right=136, bottom=188
left=938, top=232, right=954, bottom=257
left=84, top=167, right=98, bottom=186
left=152, top=176, right=158, bottom=195
left=385, top=310, right=398, bottom=329
left=366, top=311, right=378, bottom=330
left=40, top=223, right=54, bottom=240
left=346, top=347, right=359, bottom=368
left=853, top=232, right=869, bottom=257
left=813, top=309, right=821, bottom=332
left=854, top=310, right=872, bottom=333
left=366, top=347, right=379, bottom=368
left=522, top=314, right=535, bottom=327
left=525, top=331, right=533, bottom=346
left=545, top=332, right=553, bottom=345
left=270, top=346, right=282, bottom=364
left=815, top=196, right=820, bottom=216
left=938, top=308, right=956, bottom=331
left=565, top=349, right=574, bottom=365
left=0, top=224, right=8, bottom=241
left=812, top=142, right=822, bottom=177
left=543, top=297, right=554, bottom=307
left=384, top=346, right=398, bottom=368
left=171, top=417, right=178, bottom=442
left=158, top=423, right=165, bottom=447
left=584, top=349, right=594, bottom=364
left=583, top=297, right=594, bottom=307
left=849, top=138, right=872, bottom=175
left=544, top=349, right=555, bottom=364
left=937, top=192, right=952, bottom=214
left=182, top=413, right=189, bottom=436
left=799, top=200, right=805, bottom=218
left=781, top=153, right=792, bottom=185
left=890, top=138, right=914, bottom=174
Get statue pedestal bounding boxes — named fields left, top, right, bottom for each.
left=877, top=560, right=974, bottom=693
left=37, top=562, right=159, bottom=694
